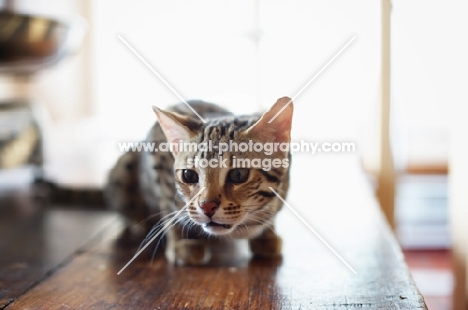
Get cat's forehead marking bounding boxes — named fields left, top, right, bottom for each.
left=203, top=167, right=218, bottom=182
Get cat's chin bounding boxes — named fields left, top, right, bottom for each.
left=202, top=221, right=234, bottom=236
left=201, top=221, right=265, bottom=238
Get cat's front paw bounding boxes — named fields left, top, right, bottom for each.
left=249, top=234, right=283, bottom=257
left=171, top=239, right=211, bottom=266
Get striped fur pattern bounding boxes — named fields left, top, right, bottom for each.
left=105, top=98, right=293, bottom=265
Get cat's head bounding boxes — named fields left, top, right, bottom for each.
left=154, top=97, right=293, bottom=238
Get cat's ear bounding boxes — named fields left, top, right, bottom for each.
left=245, top=97, right=293, bottom=143
left=153, top=107, right=202, bottom=147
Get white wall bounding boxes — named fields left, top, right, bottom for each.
left=93, top=0, right=380, bottom=143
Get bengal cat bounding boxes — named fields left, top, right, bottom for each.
left=105, top=97, right=293, bottom=265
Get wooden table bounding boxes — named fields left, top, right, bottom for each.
left=0, top=158, right=427, bottom=309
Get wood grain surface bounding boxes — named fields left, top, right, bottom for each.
left=0, top=158, right=427, bottom=309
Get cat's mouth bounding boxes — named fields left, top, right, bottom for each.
left=201, top=221, right=264, bottom=238
left=203, top=221, right=232, bottom=230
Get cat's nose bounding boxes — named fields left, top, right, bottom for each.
left=200, top=201, right=219, bottom=218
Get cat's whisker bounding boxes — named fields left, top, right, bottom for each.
left=242, top=214, right=276, bottom=233
left=176, top=215, right=192, bottom=239
left=136, top=210, right=171, bottom=227
left=150, top=213, right=191, bottom=264
left=247, top=212, right=276, bottom=222
left=242, top=201, right=281, bottom=213
left=158, top=210, right=183, bottom=223
left=187, top=221, right=197, bottom=238
left=139, top=222, right=169, bottom=252
left=138, top=223, right=164, bottom=251
left=145, top=216, right=175, bottom=240
left=250, top=207, right=276, bottom=214
left=140, top=209, right=189, bottom=252
left=150, top=234, right=164, bottom=264
left=243, top=205, right=266, bottom=212
left=143, top=211, right=180, bottom=240
left=244, top=217, right=273, bottom=228
left=241, top=225, right=253, bottom=238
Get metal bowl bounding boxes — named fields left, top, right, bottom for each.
left=0, top=12, right=85, bottom=74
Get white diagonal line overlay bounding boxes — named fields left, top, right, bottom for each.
left=118, top=35, right=207, bottom=123
left=268, top=35, right=356, bottom=123
left=117, top=187, right=206, bottom=275
left=269, top=187, right=357, bottom=274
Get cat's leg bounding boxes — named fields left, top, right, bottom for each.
left=165, top=226, right=211, bottom=266
left=249, top=226, right=282, bottom=257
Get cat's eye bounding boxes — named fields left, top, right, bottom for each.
left=182, top=169, right=199, bottom=183
left=227, top=168, right=249, bottom=184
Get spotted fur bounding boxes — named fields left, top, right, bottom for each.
left=105, top=98, right=293, bottom=265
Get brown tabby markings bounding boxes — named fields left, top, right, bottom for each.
left=105, top=98, right=293, bottom=265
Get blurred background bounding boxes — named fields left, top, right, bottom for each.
left=0, top=0, right=466, bottom=309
